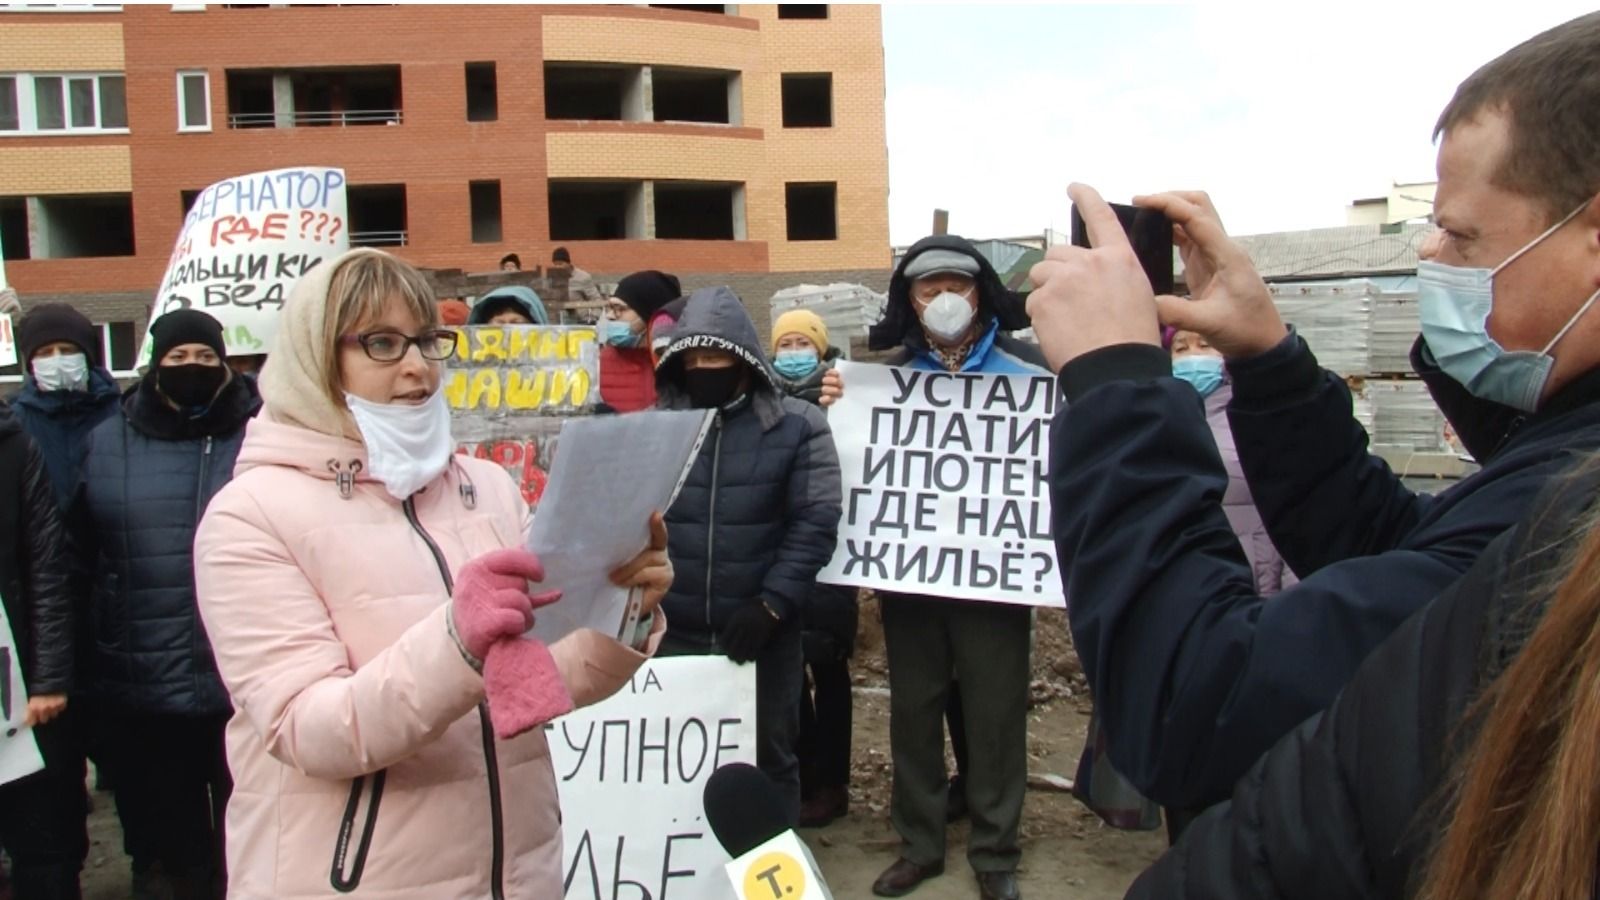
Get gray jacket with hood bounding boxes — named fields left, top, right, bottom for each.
left=655, top=287, right=844, bottom=642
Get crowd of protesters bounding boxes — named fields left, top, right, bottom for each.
left=2, top=12, right=1599, bottom=900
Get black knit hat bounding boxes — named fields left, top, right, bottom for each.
left=614, top=270, right=682, bottom=321
left=149, top=309, right=227, bottom=362
left=18, top=303, right=100, bottom=366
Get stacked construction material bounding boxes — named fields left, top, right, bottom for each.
left=1268, top=281, right=1378, bottom=377
left=1370, top=291, right=1420, bottom=375
left=769, top=283, right=889, bottom=359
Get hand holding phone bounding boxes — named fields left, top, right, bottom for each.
left=1025, top=184, right=1166, bottom=373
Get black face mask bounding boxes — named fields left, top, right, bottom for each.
left=684, top=366, right=746, bottom=409
left=157, top=363, right=228, bottom=411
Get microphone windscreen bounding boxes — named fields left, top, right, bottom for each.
left=702, top=763, right=791, bottom=858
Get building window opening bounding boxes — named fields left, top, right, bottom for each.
left=778, top=5, right=827, bottom=18
left=470, top=180, right=503, bottom=244
left=655, top=181, right=739, bottom=240
left=649, top=4, right=728, bottom=13
left=785, top=182, right=837, bottom=241
left=348, top=184, right=408, bottom=246
left=13, top=194, right=138, bottom=258
left=652, top=66, right=732, bottom=125
left=0, top=198, right=29, bottom=261
left=225, top=66, right=402, bottom=128
left=781, top=72, right=831, bottom=127
left=465, top=62, right=497, bottom=122
left=548, top=181, right=639, bottom=241
left=544, top=64, right=638, bottom=121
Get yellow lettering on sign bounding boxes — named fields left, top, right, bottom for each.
left=472, top=329, right=507, bottom=363
left=505, top=369, right=547, bottom=410
left=443, top=370, right=468, bottom=409
left=467, top=368, right=502, bottom=409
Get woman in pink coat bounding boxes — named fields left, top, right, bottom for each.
left=194, top=248, right=668, bottom=898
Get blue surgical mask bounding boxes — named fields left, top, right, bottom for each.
left=1172, top=355, right=1224, bottom=398
left=602, top=319, right=642, bottom=349
left=773, top=349, right=820, bottom=380
left=1418, top=202, right=1599, bottom=412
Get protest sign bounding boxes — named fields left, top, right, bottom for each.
left=817, top=360, right=1065, bottom=607
left=143, top=166, right=348, bottom=362
left=0, top=591, right=45, bottom=787
left=446, top=324, right=600, bottom=509
left=550, top=656, right=756, bottom=900
left=0, top=314, right=16, bottom=368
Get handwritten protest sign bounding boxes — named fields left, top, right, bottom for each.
left=0, top=591, right=45, bottom=787
left=0, top=314, right=16, bottom=369
left=447, top=325, right=600, bottom=509
left=143, top=166, right=348, bottom=362
left=550, top=656, right=755, bottom=900
left=817, top=360, right=1065, bottom=607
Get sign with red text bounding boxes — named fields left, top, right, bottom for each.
left=550, top=657, right=754, bottom=900
left=142, top=166, right=348, bottom=362
left=446, top=325, right=600, bottom=510
left=817, top=360, right=1066, bottom=608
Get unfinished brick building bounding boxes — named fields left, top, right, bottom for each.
left=0, top=3, right=891, bottom=379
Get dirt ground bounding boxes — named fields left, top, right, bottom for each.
left=76, top=602, right=1163, bottom=899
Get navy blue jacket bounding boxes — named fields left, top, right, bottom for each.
left=1131, top=460, right=1600, bottom=899
left=12, top=367, right=122, bottom=511
left=79, top=371, right=259, bottom=716
left=656, top=287, right=844, bottom=644
left=1051, top=331, right=1600, bottom=811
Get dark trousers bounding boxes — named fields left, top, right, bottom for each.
left=94, top=712, right=231, bottom=892
left=881, top=595, right=1030, bottom=874
left=797, top=647, right=853, bottom=794
left=660, top=622, right=805, bottom=826
left=0, top=710, right=89, bottom=900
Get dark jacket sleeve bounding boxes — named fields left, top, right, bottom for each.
left=1226, top=331, right=1432, bottom=577
left=1128, top=473, right=1584, bottom=900
left=760, top=402, right=844, bottom=621
left=1053, top=344, right=1493, bottom=811
left=21, top=438, right=74, bottom=695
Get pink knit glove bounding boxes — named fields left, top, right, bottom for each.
left=449, top=549, right=559, bottom=662
left=485, top=638, right=574, bottom=738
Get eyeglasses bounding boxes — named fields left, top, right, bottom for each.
left=340, top=329, right=459, bottom=362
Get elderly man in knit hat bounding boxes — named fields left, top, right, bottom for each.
left=598, top=270, right=681, bottom=413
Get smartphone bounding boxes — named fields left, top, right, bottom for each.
left=1070, top=201, right=1175, bottom=297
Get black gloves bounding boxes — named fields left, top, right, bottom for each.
left=721, top=600, right=782, bottom=663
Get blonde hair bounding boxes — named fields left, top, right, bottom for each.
left=319, top=251, right=440, bottom=405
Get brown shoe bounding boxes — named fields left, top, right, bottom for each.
left=978, top=871, right=1021, bottom=900
left=799, top=785, right=849, bottom=827
left=872, top=858, right=945, bottom=897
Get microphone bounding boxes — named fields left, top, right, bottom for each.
left=703, top=763, right=834, bottom=900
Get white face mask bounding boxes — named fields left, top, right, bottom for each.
left=920, top=291, right=977, bottom=343
left=343, top=389, right=455, bottom=500
left=31, top=353, right=90, bottom=392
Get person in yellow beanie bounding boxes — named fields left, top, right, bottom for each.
left=769, top=308, right=857, bottom=826
left=770, top=310, right=841, bottom=404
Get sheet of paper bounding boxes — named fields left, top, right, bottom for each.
left=527, top=409, right=714, bottom=643
left=0, top=591, right=45, bottom=787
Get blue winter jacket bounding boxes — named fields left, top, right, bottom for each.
left=655, top=287, right=844, bottom=645
left=79, top=371, right=259, bottom=715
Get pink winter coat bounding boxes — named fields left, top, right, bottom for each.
left=195, top=414, right=660, bottom=898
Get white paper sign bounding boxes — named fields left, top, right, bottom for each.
left=0, top=591, right=45, bottom=787
left=142, top=166, right=348, bottom=362
left=817, top=360, right=1065, bottom=607
left=0, top=313, right=16, bottom=369
left=550, top=656, right=756, bottom=900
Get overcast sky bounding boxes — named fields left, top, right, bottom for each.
left=881, top=2, right=1597, bottom=245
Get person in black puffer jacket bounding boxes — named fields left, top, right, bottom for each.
left=769, top=309, right=859, bottom=828
left=655, top=287, right=844, bottom=825
left=78, top=310, right=260, bottom=900
left=0, top=400, right=83, bottom=899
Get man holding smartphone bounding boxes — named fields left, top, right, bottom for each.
left=1026, top=11, right=1600, bottom=829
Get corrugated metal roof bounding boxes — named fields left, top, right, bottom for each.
left=1197, top=222, right=1431, bottom=281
